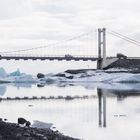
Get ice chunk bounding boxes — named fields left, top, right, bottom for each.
left=0, top=67, right=7, bottom=78
left=13, top=74, right=37, bottom=83
left=9, top=68, right=23, bottom=76
left=31, top=120, right=53, bottom=129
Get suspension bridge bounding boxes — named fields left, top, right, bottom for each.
left=0, top=28, right=140, bottom=69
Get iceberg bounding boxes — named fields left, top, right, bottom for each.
left=0, top=67, right=7, bottom=78
left=36, top=70, right=140, bottom=91
left=9, top=68, right=22, bottom=76
left=1, top=67, right=140, bottom=86
left=0, top=68, right=37, bottom=83
left=39, top=70, right=140, bottom=84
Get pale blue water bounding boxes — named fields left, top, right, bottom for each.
left=0, top=83, right=140, bottom=140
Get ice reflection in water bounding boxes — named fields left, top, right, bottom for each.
left=0, top=83, right=140, bottom=140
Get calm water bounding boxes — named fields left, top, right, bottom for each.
left=0, top=83, right=140, bottom=140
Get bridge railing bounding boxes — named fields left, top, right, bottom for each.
left=0, top=54, right=98, bottom=58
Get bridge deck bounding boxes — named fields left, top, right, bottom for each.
left=0, top=56, right=98, bottom=61
left=0, top=56, right=139, bottom=61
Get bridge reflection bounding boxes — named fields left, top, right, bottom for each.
left=1, top=83, right=140, bottom=128
left=98, top=88, right=106, bottom=127
left=97, top=87, right=140, bottom=128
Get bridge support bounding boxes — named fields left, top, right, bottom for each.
left=97, top=28, right=119, bottom=69
left=97, top=28, right=106, bottom=69
left=98, top=88, right=106, bottom=127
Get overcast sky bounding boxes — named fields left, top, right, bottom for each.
left=0, top=0, right=140, bottom=56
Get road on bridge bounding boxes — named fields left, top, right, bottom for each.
left=0, top=55, right=98, bottom=61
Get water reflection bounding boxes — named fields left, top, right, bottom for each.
left=97, top=87, right=140, bottom=128
left=0, top=84, right=6, bottom=96
left=1, top=83, right=140, bottom=139
left=0, top=83, right=33, bottom=97
left=98, top=88, right=106, bottom=127
left=1, top=83, right=140, bottom=128
left=14, top=83, right=32, bottom=89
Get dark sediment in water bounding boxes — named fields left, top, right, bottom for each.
left=0, top=121, right=79, bottom=140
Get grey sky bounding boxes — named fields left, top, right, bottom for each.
left=0, top=0, right=140, bottom=56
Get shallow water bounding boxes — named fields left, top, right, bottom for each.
left=0, top=83, right=140, bottom=140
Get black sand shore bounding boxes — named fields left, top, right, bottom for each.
left=0, top=121, right=79, bottom=140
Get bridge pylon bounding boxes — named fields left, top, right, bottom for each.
left=97, top=28, right=106, bottom=69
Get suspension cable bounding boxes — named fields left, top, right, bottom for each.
left=0, top=30, right=97, bottom=54
left=107, top=30, right=140, bottom=46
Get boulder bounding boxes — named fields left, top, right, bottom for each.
left=18, top=118, right=27, bottom=125
left=66, top=76, right=73, bottom=79
left=37, top=73, right=45, bottom=79
left=25, top=121, right=31, bottom=127
left=54, top=73, right=66, bottom=77
left=4, top=118, right=7, bottom=121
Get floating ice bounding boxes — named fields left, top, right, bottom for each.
left=40, top=70, right=140, bottom=84
left=0, top=68, right=37, bottom=83
left=0, top=67, right=7, bottom=78
left=31, top=120, right=53, bottom=129
left=1, top=67, right=140, bottom=85
left=9, top=68, right=23, bottom=76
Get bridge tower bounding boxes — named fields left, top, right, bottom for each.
left=97, top=28, right=106, bottom=69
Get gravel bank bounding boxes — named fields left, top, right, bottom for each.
left=0, top=121, right=79, bottom=140
left=104, top=59, right=140, bottom=72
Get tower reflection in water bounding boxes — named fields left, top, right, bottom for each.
left=98, top=88, right=106, bottom=128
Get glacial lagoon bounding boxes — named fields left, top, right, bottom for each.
left=0, top=82, right=140, bottom=140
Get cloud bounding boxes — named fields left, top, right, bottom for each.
left=0, top=0, right=140, bottom=56
left=0, top=0, right=32, bottom=19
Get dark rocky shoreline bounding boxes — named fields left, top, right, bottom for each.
left=103, top=59, right=140, bottom=73
left=0, top=121, right=79, bottom=140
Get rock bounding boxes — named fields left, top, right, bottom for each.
left=0, top=135, right=2, bottom=139
left=37, top=73, right=45, bottom=79
left=0, top=121, right=79, bottom=140
left=23, top=132, right=30, bottom=137
left=26, top=121, right=31, bottom=127
left=18, top=117, right=27, bottom=125
left=43, top=136, right=48, bottom=140
left=4, top=118, right=7, bottom=121
left=16, top=133, right=22, bottom=138
left=66, top=76, right=74, bottom=79
left=65, top=69, right=87, bottom=74
left=54, top=73, right=66, bottom=77
left=37, top=84, right=45, bottom=87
